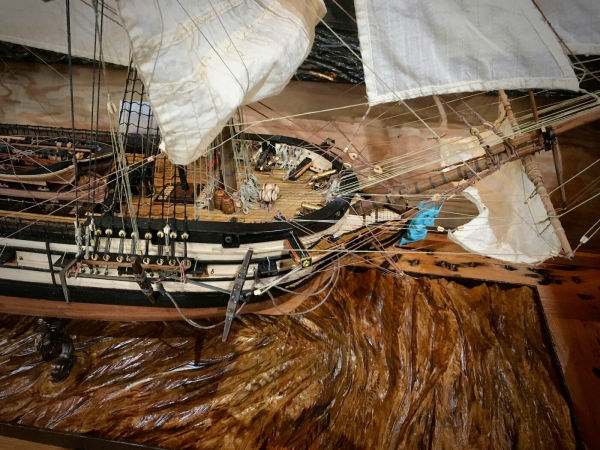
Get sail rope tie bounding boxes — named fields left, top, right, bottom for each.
left=575, top=217, right=600, bottom=253
left=74, top=221, right=83, bottom=256
left=179, top=260, right=187, bottom=284
left=275, top=143, right=290, bottom=171
left=260, top=183, right=280, bottom=206
left=238, top=175, right=261, bottom=214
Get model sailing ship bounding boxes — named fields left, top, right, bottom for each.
left=0, top=0, right=599, bottom=326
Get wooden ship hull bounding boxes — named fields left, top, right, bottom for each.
left=0, top=130, right=406, bottom=320
left=1, top=93, right=600, bottom=321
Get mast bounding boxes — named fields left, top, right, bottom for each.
left=219, top=119, right=238, bottom=195
left=65, top=0, right=79, bottom=229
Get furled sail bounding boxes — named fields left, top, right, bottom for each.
left=354, top=0, right=579, bottom=105
left=448, top=160, right=562, bottom=264
left=537, top=0, right=600, bottom=55
left=0, top=0, right=129, bottom=65
left=117, top=0, right=326, bottom=165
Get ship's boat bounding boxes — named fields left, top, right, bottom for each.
left=0, top=0, right=598, bottom=331
left=0, top=138, right=113, bottom=185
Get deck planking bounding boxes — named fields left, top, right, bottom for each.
left=128, top=155, right=327, bottom=223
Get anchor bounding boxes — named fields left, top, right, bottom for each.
left=222, top=248, right=253, bottom=342
left=36, top=318, right=74, bottom=382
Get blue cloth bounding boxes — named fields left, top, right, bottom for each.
left=399, top=202, right=441, bottom=245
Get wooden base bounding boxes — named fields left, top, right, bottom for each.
left=346, top=232, right=600, bottom=448
left=350, top=233, right=600, bottom=320
left=0, top=295, right=281, bottom=321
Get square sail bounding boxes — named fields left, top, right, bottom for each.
left=355, top=0, right=579, bottom=105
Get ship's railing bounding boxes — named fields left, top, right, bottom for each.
left=0, top=123, right=159, bottom=155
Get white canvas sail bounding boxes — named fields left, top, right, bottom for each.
left=537, top=0, right=600, bottom=55
left=117, top=0, right=325, bottom=166
left=354, top=0, right=579, bottom=105
left=0, top=0, right=129, bottom=65
left=448, top=160, right=562, bottom=264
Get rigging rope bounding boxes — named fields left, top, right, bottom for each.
left=65, top=0, right=79, bottom=225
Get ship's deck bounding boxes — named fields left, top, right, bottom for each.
left=126, top=155, right=328, bottom=224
